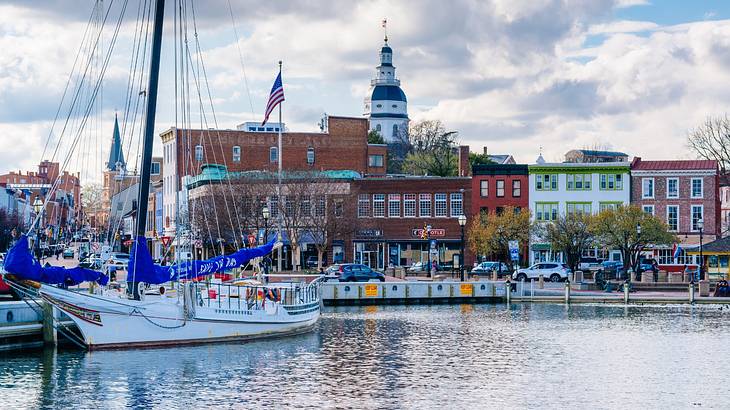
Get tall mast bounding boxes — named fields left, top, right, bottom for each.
left=135, top=0, right=165, bottom=239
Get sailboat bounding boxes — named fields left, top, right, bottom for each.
left=2, top=0, right=322, bottom=349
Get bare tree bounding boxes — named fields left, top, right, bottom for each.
left=81, top=183, right=103, bottom=228
left=687, top=115, right=730, bottom=173
left=307, top=187, right=356, bottom=269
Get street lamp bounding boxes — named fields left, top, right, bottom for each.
left=458, top=214, right=467, bottom=282
left=262, top=205, right=270, bottom=245
left=698, top=218, right=704, bottom=281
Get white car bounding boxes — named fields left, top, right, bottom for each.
left=513, top=262, right=571, bottom=282
left=471, top=261, right=511, bottom=276
left=408, top=261, right=425, bottom=272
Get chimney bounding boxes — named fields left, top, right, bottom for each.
left=483, top=146, right=488, bottom=156
left=457, top=145, right=471, bottom=177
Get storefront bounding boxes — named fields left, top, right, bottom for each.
left=353, top=227, right=463, bottom=269
left=687, top=236, right=730, bottom=280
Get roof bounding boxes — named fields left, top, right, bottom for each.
left=631, top=157, right=718, bottom=171
left=381, top=45, right=392, bottom=54
left=107, top=115, right=126, bottom=171
left=575, top=149, right=628, bottom=157
left=488, top=154, right=514, bottom=164
left=530, top=161, right=629, bottom=169
left=688, top=236, right=730, bottom=253
left=371, top=85, right=407, bottom=102
left=472, top=164, right=528, bottom=176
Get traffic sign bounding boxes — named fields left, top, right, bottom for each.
left=160, top=236, right=172, bottom=247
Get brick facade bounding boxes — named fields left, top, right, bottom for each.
left=471, top=164, right=529, bottom=215
left=350, top=176, right=473, bottom=269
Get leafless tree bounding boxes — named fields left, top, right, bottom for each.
left=687, top=114, right=730, bottom=173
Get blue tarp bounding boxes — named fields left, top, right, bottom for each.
left=4, top=235, right=109, bottom=286
left=127, top=235, right=277, bottom=284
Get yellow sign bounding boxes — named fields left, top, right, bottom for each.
left=364, top=284, right=378, bottom=297
left=460, top=283, right=473, bottom=296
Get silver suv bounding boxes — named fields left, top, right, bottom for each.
left=513, top=262, right=571, bottom=282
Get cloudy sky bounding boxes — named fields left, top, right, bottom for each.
left=1, top=0, right=730, bottom=180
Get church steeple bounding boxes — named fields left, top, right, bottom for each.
left=106, top=114, right=126, bottom=172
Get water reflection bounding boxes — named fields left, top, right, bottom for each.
left=2, top=304, right=730, bottom=409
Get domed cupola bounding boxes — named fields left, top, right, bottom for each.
left=363, top=23, right=409, bottom=143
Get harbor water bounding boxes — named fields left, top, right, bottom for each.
left=2, top=303, right=730, bottom=409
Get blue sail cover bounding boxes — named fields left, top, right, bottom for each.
left=4, top=235, right=109, bottom=286
left=127, top=236, right=277, bottom=284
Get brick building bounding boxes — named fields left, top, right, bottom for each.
left=159, top=116, right=386, bottom=237
left=630, top=158, right=720, bottom=270
left=471, top=164, right=529, bottom=215
left=351, top=176, right=472, bottom=270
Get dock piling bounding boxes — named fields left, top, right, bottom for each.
left=42, top=302, right=57, bottom=346
left=564, top=280, right=570, bottom=304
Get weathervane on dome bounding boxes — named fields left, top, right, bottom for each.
left=382, top=18, right=388, bottom=42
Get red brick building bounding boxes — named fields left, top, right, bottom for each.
left=159, top=116, right=386, bottom=236
left=471, top=164, right=529, bottom=215
left=630, top=157, right=720, bottom=269
left=351, top=176, right=473, bottom=270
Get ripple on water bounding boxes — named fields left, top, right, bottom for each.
left=2, top=303, right=730, bottom=409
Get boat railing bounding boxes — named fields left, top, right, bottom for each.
left=196, top=276, right=323, bottom=310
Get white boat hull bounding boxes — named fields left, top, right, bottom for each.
left=40, top=284, right=320, bottom=349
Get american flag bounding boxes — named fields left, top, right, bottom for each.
left=262, top=72, right=285, bottom=126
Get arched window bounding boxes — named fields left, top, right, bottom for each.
left=307, top=147, right=315, bottom=165
left=195, top=145, right=203, bottom=161
left=232, top=146, right=241, bottom=162
left=392, top=124, right=398, bottom=137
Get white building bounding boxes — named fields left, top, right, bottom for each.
left=528, top=161, right=631, bottom=264
left=363, top=34, right=409, bottom=142
left=236, top=122, right=285, bottom=133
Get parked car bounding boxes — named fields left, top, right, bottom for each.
left=408, top=261, right=425, bottom=273
left=513, top=262, right=571, bottom=282
left=596, top=261, right=626, bottom=280
left=578, top=257, right=603, bottom=271
left=337, top=264, right=385, bottom=282
left=471, top=261, right=511, bottom=276
left=305, top=256, right=320, bottom=269
left=62, top=248, right=74, bottom=259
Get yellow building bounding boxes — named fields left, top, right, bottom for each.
left=687, top=236, right=730, bottom=280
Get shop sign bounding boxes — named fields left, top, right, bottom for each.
left=412, top=228, right=445, bottom=237
left=356, top=229, right=383, bottom=238
left=364, top=284, right=379, bottom=297
left=460, top=283, right=473, bottom=296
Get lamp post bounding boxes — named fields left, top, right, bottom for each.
left=458, top=214, right=467, bottom=282
left=426, top=224, right=432, bottom=278
left=262, top=205, right=270, bottom=245
left=33, top=197, right=43, bottom=260
left=698, top=218, right=704, bottom=281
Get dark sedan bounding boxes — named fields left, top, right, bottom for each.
left=337, top=264, right=385, bottom=282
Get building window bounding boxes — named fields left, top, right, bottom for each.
left=496, top=180, right=505, bottom=197
left=269, top=195, right=279, bottom=218
left=480, top=180, right=489, bottom=197
left=600, top=174, right=623, bottom=191
left=285, top=195, right=294, bottom=216
left=151, top=162, right=161, bottom=175
left=667, top=178, right=678, bottom=198
left=375, top=124, right=381, bottom=132
left=393, top=124, right=398, bottom=137
left=269, top=147, right=278, bottom=163
left=642, top=205, right=654, bottom=215
left=307, top=147, right=315, bottom=165
left=667, top=205, right=678, bottom=231
left=368, top=155, right=384, bottom=167
left=373, top=194, right=385, bottom=217
left=566, top=202, right=591, bottom=216
left=535, top=202, right=558, bottom=222
left=435, top=193, right=447, bottom=217
left=334, top=199, right=344, bottom=217
left=419, top=194, right=431, bottom=217
left=232, top=146, right=241, bottom=162
left=404, top=194, right=416, bottom=217
left=450, top=193, right=463, bottom=216
left=642, top=178, right=654, bottom=198
left=195, top=145, right=203, bottom=161
left=388, top=194, right=401, bottom=217
left=691, top=205, right=703, bottom=231
left=535, top=174, right=558, bottom=191
left=567, top=174, right=591, bottom=191
left=315, top=195, right=325, bottom=217
left=512, top=180, right=521, bottom=197
left=357, top=194, right=370, bottom=218
left=691, top=178, right=703, bottom=198
left=599, top=202, right=622, bottom=212
left=300, top=195, right=311, bottom=216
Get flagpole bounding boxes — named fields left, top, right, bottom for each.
left=277, top=60, right=283, bottom=273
